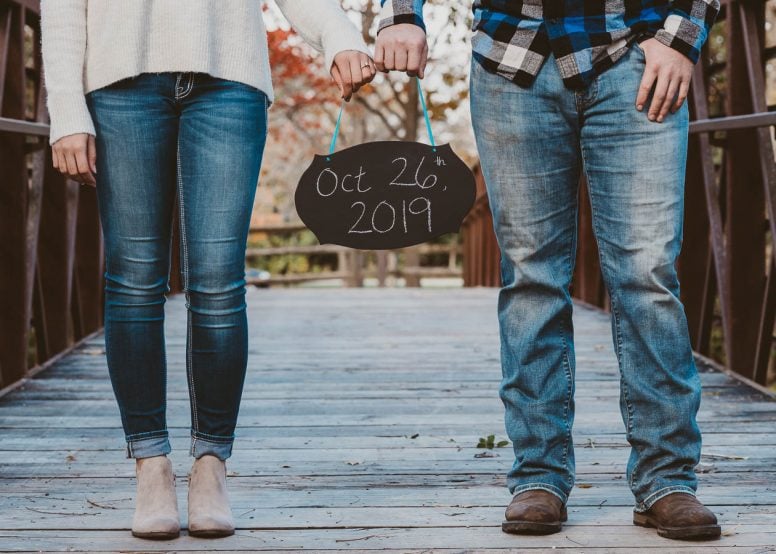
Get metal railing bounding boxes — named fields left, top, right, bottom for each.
left=5, top=0, right=774, bottom=390
left=0, top=0, right=104, bottom=392
left=247, top=223, right=462, bottom=287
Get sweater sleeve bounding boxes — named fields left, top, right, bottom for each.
left=40, top=0, right=95, bottom=145
left=273, top=0, right=371, bottom=72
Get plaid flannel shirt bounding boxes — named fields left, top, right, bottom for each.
left=378, top=1, right=719, bottom=89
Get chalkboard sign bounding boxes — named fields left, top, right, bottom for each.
left=294, top=141, right=476, bottom=250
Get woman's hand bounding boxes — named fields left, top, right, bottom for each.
left=331, top=50, right=376, bottom=102
left=52, top=133, right=97, bottom=186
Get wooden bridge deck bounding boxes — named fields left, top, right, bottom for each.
left=0, top=288, right=775, bottom=552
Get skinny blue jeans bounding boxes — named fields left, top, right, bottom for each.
left=470, top=44, right=703, bottom=513
left=86, top=72, right=268, bottom=460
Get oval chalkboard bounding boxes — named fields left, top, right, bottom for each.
left=294, top=141, right=476, bottom=250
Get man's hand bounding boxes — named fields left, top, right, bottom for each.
left=636, top=38, right=694, bottom=123
left=331, top=50, right=376, bottom=102
left=374, top=23, right=428, bottom=78
left=52, top=133, right=97, bottom=186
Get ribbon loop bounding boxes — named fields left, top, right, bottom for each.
left=327, top=77, right=435, bottom=158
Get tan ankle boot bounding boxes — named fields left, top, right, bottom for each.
left=187, top=455, right=235, bottom=537
left=131, top=455, right=180, bottom=539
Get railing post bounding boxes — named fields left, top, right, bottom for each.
left=37, top=163, right=80, bottom=355
left=724, top=2, right=768, bottom=380
left=0, top=2, right=34, bottom=388
left=72, top=185, right=104, bottom=337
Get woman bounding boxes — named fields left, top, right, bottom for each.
left=40, top=0, right=374, bottom=540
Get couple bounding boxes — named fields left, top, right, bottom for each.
left=41, top=0, right=721, bottom=543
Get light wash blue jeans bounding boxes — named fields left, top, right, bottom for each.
left=86, top=72, right=268, bottom=460
left=470, top=44, right=703, bottom=513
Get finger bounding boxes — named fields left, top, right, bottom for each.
left=382, top=46, right=395, bottom=72
left=56, top=150, right=68, bottom=176
left=64, top=151, right=80, bottom=181
left=657, top=78, right=679, bottom=122
left=331, top=64, right=345, bottom=98
left=395, top=47, right=408, bottom=72
left=636, top=66, right=657, bottom=112
left=407, top=42, right=422, bottom=77
left=648, top=71, right=670, bottom=122
left=360, top=54, right=375, bottom=80
left=360, top=59, right=375, bottom=86
left=419, top=43, right=428, bottom=79
left=349, top=56, right=364, bottom=90
left=374, top=42, right=385, bottom=72
left=339, top=60, right=354, bottom=101
left=51, top=147, right=59, bottom=170
left=673, top=79, right=690, bottom=113
left=75, top=147, right=95, bottom=185
left=88, top=135, right=97, bottom=174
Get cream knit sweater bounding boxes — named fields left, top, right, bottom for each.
left=40, top=0, right=370, bottom=145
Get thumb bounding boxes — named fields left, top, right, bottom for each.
left=331, top=64, right=345, bottom=98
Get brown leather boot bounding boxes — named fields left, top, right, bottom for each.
left=502, top=489, right=567, bottom=534
left=633, top=492, right=721, bottom=540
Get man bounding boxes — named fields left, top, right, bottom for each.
left=375, top=0, right=721, bottom=541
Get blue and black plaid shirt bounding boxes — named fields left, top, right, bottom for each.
left=378, top=1, right=719, bottom=89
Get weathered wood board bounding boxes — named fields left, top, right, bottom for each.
left=0, top=288, right=774, bottom=551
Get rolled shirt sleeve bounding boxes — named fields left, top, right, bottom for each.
left=377, top=0, right=426, bottom=34
left=654, top=0, right=720, bottom=64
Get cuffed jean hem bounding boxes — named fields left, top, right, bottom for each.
left=509, top=482, right=569, bottom=505
left=633, top=485, right=697, bottom=513
left=125, top=432, right=171, bottom=459
left=190, top=431, right=234, bottom=460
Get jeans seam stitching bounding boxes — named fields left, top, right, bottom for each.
left=580, top=153, right=637, bottom=490
left=176, top=133, right=199, bottom=453
left=638, top=485, right=697, bottom=511
left=560, top=178, right=580, bottom=487
left=127, top=430, right=169, bottom=440
left=175, top=72, right=194, bottom=100
left=512, top=483, right=568, bottom=504
left=192, top=431, right=235, bottom=443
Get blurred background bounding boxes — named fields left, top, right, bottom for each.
left=252, top=1, right=475, bottom=290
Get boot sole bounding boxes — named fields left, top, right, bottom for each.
left=188, top=528, right=235, bottom=538
left=131, top=530, right=180, bottom=540
left=633, top=512, right=721, bottom=540
left=502, top=506, right=567, bottom=535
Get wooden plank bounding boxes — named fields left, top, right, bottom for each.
left=1, top=502, right=774, bottom=531
left=0, top=289, right=772, bottom=551
left=1, top=526, right=775, bottom=551
left=2, top=430, right=774, bottom=449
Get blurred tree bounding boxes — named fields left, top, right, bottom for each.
left=260, top=1, right=475, bottom=225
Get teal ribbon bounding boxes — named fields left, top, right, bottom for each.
left=327, top=102, right=345, bottom=161
left=416, top=77, right=436, bottom=151
left=327, top=77, right=435, bottom=161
